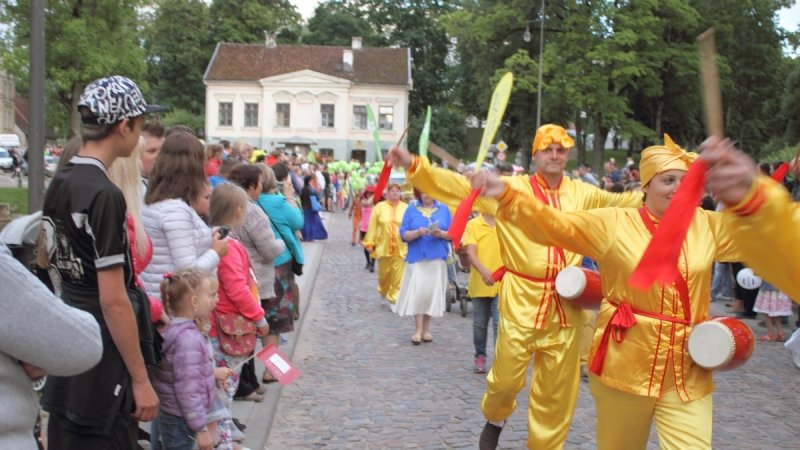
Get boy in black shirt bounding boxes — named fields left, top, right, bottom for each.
left=42, top=76, right=166, bottom=449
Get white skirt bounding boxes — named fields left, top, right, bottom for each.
left=392, top=259, right=448, bottom=317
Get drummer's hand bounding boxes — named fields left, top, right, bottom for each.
left=700, top=136, right=756, bottom=206
left=469, top=171, right=506, bottom=198
left=387, top=146, right=413, bottom=170
left=479, top=268, right=495, bottom=286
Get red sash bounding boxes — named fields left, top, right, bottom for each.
left=589, top=208, right=693, bottom=377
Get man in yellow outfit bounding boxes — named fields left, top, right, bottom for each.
left=701, top=136, right=800, bottom=301
left=388, top=124, right=641, bottom=449
left=362, top=183, right=408, bottom=304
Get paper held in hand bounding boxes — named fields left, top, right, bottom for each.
left=257, top=345, right=301, bottom=386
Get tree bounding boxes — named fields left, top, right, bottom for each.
left=210, top=0, right=302, bottom=44
left=1, top=0, right=147, bottom=137
left=145, top=0, right=214, bottom=128
left=303, top=1, right=385, bottom=47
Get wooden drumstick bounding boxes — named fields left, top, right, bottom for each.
left=697, top=28, right=723, bottom=137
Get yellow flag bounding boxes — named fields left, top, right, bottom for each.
left=475, top=72, right=514, bottom=168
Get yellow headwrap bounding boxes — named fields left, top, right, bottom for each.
left=639, top=134, right=697, bottom=187
left=531, top=124, right=575, bottom=154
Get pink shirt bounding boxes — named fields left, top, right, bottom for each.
left=360, top=205, right=373, bottom=232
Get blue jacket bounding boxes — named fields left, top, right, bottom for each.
left=257, top=192, right=305, bottom=266
left=400, top=200, right=452, bottom=263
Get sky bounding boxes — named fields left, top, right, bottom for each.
left=290, top=0, right=800, bottom=30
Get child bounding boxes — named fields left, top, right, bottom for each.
left=151, top=269, right=218, bottom=450
left=754, top=281, right=793, bottom=341
left=462, top=212, right=502, bottom=374
left=208, top=183, right=269, bottom=450
left=359, top=186, right=376, bottom=271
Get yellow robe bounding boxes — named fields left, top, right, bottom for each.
left=363, top=200, right=408, bottom=303
left=495, top=185, right=743, bottom=401
left=726, top=176, right=800, bottom=302
left=407, top=156, right=641, bottom=328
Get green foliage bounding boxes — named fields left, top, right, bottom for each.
left=210, top=0, right=302, bottom=44
left=407, top=106, right=467, bottom=160
left=161, top=108, right=205, bottom=138
left=1, top=0, right=148, bottom=137
left=146, top=0, right=214, bottom=116
left=303, top=1, right=385, bottom=46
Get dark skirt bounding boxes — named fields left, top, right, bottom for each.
left=261, top=261, right=296, bottom=335
left=302, top=207, right=328, bottom=241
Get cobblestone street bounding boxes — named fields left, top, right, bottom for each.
left=265, top=211, right=800, bottom=449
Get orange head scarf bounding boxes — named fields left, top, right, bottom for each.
left=531, top=124, right=575, bottom=155
left=639, top=134, right=697, bottom=187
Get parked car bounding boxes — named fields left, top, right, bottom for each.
left=0, top=149, right=13, bottom=172
left=45, top=156, right=59, bottom=177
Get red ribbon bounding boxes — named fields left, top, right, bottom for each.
left=450, top=188, right=481, bottom=251
left=372, top=162, right=393, bottom=201
left=772, top=163, right=789, bottom=183
left=628, top=159, right=709, bottom=290
left=589, top=303, right=637, bottom=376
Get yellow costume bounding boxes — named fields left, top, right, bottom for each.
left=462, top=215, right=502, bottom=298
left=363, top=200, right=408, bottom=304
left=494, top=139, right=742, bottom=450
left=406, top=156, right=640, bottom=447
left=725, top=176, right=800, bottom=302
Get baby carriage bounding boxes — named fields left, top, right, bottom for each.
left=445, top=242, right=470, bottom=317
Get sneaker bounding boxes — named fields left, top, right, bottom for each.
left=474, top=355, right=487, bottom=374
left=479, top=421, right=503, bottom=450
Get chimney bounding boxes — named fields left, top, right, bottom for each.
left=342, top=49, right=353, bottom=71
left=264, top=32, right=276, bottom=48
left=352, top=36, right=363, bottom=50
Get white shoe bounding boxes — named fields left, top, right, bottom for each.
left=231, top=426, right=245, bottom=442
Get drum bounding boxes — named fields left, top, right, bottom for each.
left=688, top=317, right=755, bottom=371
left=555, top=266, right=602, bottom=310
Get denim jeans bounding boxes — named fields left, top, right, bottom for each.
left=711, top=262, right=733, bottom=300
left=154, top=412, right=196, bottom=450
left=472, top=296, right=499, bottom=357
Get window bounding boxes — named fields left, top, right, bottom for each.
left=353, top=105, right=367, bottom=129
left=379, top=106, right=394, bottom=131
left=244, top=103, right=259, bottom=127
left=320, top=104, right=335, bottom=128
left=276, top=103, right=290, bottom=127
left=218, top=102, right=232, bottom=127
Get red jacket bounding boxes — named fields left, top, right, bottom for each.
left=209, top=239, right=265, bottom=337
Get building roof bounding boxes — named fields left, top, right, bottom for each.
left=205, top=43, right=410, bottom=86
left=15, top=93, right=58, bottom=140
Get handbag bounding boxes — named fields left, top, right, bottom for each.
left=216, top=313, right=257, bottom=356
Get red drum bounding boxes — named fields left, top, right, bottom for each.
left=688, top=317, right=755, bottom=371
left=555, top=267, right=602, bottom=310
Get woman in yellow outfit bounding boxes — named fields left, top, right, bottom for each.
left=701, top=136, right=800, bottom=302
left=362, top=183, right=408, bottom=304
left=388, top=124, right=640, bottom=450
left=474, top=135, right=745, bottom=450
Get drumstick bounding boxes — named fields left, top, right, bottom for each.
left=697, top=28, right=724, bottom=137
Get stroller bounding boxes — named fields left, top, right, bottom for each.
left=445, top=242, right=470, bottom=317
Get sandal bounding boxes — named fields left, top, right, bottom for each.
left=422, top=334, right=433, bottom=343
left=759, top=335, right=776, bottom=342
left=411, top=335, right=422, bottom=345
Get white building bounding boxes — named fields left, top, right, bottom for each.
left=203, top=36, right=412, bottom=162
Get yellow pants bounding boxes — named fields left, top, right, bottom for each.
left=481, top=316, right=581, bottom=449
left=579, top=309, right=596, bottom=367
left=376, top=256, right=405, bottom=304
left=590, top=373, right=712, bottom=450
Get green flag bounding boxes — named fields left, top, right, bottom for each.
left=419, top=106, right=431, bottom=158
left=366, top=105, right=383, bottom=162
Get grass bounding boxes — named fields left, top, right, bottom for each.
left=0, top=188, right=28, bottom=215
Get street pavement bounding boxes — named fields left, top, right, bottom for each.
left=248, top=211, right=800, bottom=449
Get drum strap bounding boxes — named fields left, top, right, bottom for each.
left=491, top=266, right=555, bottom=284
left=588, top=208, right=694, bottom=377
left=529, top=175, right=567, bottom=265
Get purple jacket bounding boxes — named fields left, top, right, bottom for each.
left=152, top=319, right=215, bottom=431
